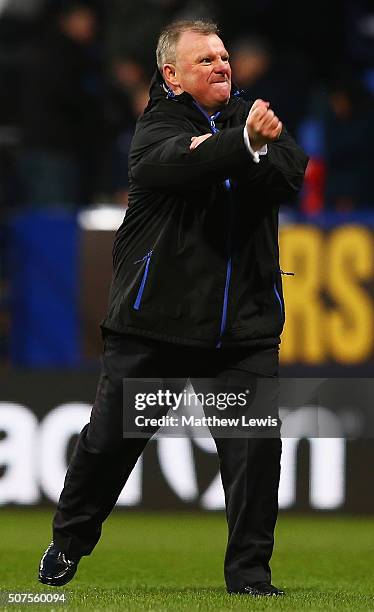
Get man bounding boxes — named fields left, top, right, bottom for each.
left=19, top=0, right=102, bottom=207
left=39, top=20, right=308, bottom=596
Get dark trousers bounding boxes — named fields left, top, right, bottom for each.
left=53, top=333, right=281, bottom=590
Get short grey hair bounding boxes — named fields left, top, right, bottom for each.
left=156, top=19, right=219, bottom=72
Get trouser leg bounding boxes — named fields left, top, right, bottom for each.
left=198, top=347, right=281, bottom=590
left=53, top=421, right=149, bottom=558
left=215, top=435, right=281, bottom=589
left=53, top=334, right=180, bottom=558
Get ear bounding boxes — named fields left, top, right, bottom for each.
left=163, top=64, right=180, bottom=89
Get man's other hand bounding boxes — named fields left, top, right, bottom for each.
left=190, top=133, right=212, bottom=150
left=246, top=99, right=282, bottom=152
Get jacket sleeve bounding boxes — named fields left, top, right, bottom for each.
left=238, top=127, right=309, bottom=203
left=130, top=113, right=308, bottom=199
left=129, top=117, right=262, bottom=189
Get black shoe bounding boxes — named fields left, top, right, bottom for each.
left=38, top=542, right=80, bottom=587
left=228, top=582, right=285, bottom=596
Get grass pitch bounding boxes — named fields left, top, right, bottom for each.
left=0, top=510, right=373, bottom=610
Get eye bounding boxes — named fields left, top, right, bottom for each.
left=200, top=57, right=212, bottom=64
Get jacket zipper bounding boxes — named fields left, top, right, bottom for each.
left=280, top=269, right=294, bottom=276
left=216, top=179, right=234, bottom=348
left=193, top=102, right=234, bottom=348
left=274, top=270, right=294, bottom=317
left=217, top=256, right=232, bottom=347
left=133, top=251, right=152, bottom=310
left=273, top=270, right=294, bottom=318
left=273, top=282, right=284, bottom=318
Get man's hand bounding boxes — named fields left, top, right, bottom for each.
left=190, top=133, right=212, bottom=150
left=246, top=99, right=282, bottom=152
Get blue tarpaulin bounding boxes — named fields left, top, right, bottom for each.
left=8, top=209, right=80, bottom=366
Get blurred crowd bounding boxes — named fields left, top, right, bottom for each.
left=0, top=0, right=374, bottom=217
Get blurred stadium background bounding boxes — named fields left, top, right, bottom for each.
left=0, top=0, right=373, bottom=607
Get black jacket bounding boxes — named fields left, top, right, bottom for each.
left=102, top=73, right=308, bottom=348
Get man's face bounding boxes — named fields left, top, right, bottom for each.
left=61, top=7, right=96, bottom=45
left=168, top=31, right=232, bottom=115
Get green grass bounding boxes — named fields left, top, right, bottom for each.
left=0, top=510, right=373, bottom=611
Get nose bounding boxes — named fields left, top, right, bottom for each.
left=214, top=58, right=230, bottom=74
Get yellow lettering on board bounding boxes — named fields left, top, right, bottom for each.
left=279, top=226, right=325, bottom=364
left=326, top=226, right=373, bottom=363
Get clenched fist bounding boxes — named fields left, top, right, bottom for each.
left=246, top=99, right=282, bottom=151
